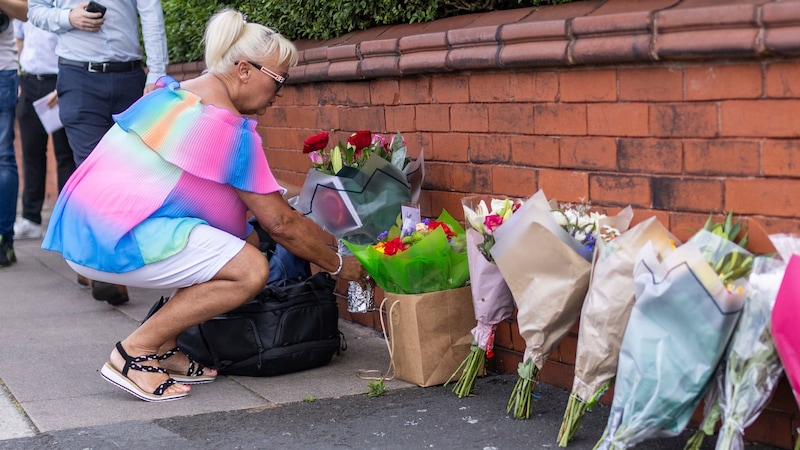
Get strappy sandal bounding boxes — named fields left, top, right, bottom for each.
left=100, top=342, right=188, bottom=402
left=158, top=348, right=217, bottom=384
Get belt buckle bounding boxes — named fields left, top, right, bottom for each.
left=87, top=62, right=108, bottom=73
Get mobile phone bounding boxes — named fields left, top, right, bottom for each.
left=85, top=1, right=106, bottom=17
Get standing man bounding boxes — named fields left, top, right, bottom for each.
left=13, top=18, right=75, bottom=241
left=0, top=0, right=29, bottom=268
left=28, top=0, right=168, bottom=303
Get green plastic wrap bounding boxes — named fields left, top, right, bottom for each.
left=342, top=210, right=469, bottom=294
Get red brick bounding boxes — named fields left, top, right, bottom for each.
left=539, top=169, right=590, bottom=203
left=560, top=137, right=617, bottom=170
left=492, top=321, right=516, bottom=354
left=587, top=103, right=649, bottom=137
left=384, top=105, right=415, bottom=132
left=549, top=332, right=577, bottom=365
left=726, top=179, right=800, bottom=217
left=370, top=79, right=400, bottom=105
left=535, top=103, right=587, bottom=135
left=423, top=162, right=453, bottom=191
left=488, top=103, right=535, bottom=134
left=590, top=174, right=651, bottom=208
left=722, top=100, right=800, bottom=137
left=492, top=165, right=538, bottom=198
left=763, top=140, right=800, bottom=177
left=451, top=104, right=489, bottom=132
left=510, top=135, right=560, bottom=168
left=766, top=61, right=800, bottom=99
left=538, top=360, right=574, bottom=391
left=560, top=69, right=617, bottom=102
left=652, top=177, right=724, bottom=213
left=749, top=216, right=800, bottom=236
left=686, top=64, right=762, bottom=100
left=618, top=138, right=683, bottom=174
left=470, top=134, right=513, bottom=164
left=683, top=139, right=760, bottom=176
left=629, top=208, right=671, bottom=232
left=745, top=409, right=795, bottom=450
left=669, top=212, right=714, bottom=243
left=430, top=132, right=469, bottom=162
left=650, top=103, right=718, bottom=138
left=415, top=104, right=450, bottom=132
left=469, top=72, right=512, bottom=102
left=317, top=105, right=340, bottom=130
left=338, top=107, right=386, bottom=133
left=450, top=163, right=493, bottom=193
left=618, top=67, right=684, bottom=102
left=426, top=191, right=466, bottom=220
left=509, top=71, right=559, bottom=102
left=431, top=75, right=470, bottom=103
left=398, top=77, right=431, bottom=104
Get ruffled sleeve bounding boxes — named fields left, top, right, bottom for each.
left=112, top=76, right=281, bottom=194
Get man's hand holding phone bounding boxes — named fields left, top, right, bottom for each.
left=69, top=1, right=105, bottom=31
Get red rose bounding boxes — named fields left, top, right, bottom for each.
left=347, top=130, right=372, bottom=149
left=303, top=132, right=329, bottom=154
left=383, top=238, right=408, bottom=256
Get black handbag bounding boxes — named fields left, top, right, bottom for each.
left=175, top=271, right=345, bottom=377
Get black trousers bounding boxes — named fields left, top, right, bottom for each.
left=17, top=74, right=75, bottom=224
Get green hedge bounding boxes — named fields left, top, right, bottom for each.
left=162, top=0, right=577, bottom=64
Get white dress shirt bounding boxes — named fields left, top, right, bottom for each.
left=27, top=0, right=168, bottom=85
left=13, top=19, right=60, bottom=75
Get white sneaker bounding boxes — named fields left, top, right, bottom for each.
left=13, top=218, right=43, bottom=240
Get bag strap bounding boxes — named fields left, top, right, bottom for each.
left=356, top=296, right=396, bottom=382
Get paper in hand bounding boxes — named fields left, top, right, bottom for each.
left=33, top=92, right=63, bottom=134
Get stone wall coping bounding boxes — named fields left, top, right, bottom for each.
left=276, top=0, right=800, bottom=84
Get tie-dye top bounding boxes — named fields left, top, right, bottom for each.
left=41, top=76, right=283, bottom=273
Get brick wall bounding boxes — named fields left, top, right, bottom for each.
left=170, top=1, right=800, bottom=448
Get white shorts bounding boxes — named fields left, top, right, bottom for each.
left=67, top=224, right=247, bottom=290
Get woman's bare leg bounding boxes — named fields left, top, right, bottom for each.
left=108, top=242, right=269, bottom=396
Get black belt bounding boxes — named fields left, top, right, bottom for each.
left=20, top=73, right=58, bottom=81
left=58, top=58, right=142, bottom=73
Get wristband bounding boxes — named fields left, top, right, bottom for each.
left=328, top=252, right=343, bottom=276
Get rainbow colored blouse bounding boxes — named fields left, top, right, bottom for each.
left=42, top=76, right=283, bottom=273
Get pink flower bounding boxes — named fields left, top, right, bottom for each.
left=308, top=152, right=323, bottom=164
left=483, top=215, right=504, bottom=234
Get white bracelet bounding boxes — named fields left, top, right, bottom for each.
left=328, top=252, right=343, bottom=276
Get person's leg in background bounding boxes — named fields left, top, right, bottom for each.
left=0, top=69, right=18, bottom=267
left=52, top=125, right=75, bottom=192
left=55, top=64, right=145, bottom=299
left=15, top=74, right=61, bottom=239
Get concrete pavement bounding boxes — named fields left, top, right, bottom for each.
left=0, top=235, right=782, bottom=449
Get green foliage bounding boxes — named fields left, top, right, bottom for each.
left=366, top=379, right=387, bottom=397
left=163, top=0, right=581, bottom=64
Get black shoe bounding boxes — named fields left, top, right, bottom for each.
left=0, top=235, right=15, bottom=267
left=91, top=281, right=129, bottom=305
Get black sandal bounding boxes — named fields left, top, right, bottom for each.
left=158, top=348, right=217, bottom=384
left=99, top=342, right=188, bottom=402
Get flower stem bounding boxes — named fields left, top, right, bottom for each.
left=506, top=359, right=538, bottom=419
left=448, top=346, right=485, bottom=398
left=558, top=392, right=589, bottom=447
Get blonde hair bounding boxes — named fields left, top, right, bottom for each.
left=203, top=9, right=298, bottom=75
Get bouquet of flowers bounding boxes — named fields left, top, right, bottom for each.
left=341, top=208, right=468, bottom=295
left=769, top=234, right=800, bottom=450
left=489, top=190, right=621, bottom=419
left=289, top=130, right=424, bottom=248
left=559, top=213, right=680, bottom=448
left=446, top=196, right=524, bottom=398
left=595, top=214, right=752, bottom=450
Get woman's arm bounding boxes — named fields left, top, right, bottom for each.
left=237, top=189, right=364, bottom=281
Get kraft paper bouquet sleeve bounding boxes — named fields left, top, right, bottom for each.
left=558, top=215, right=675, bottom=447
left=490, top=190, right=626, bottom=419
left=595, top=229, right=749, bottom=450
